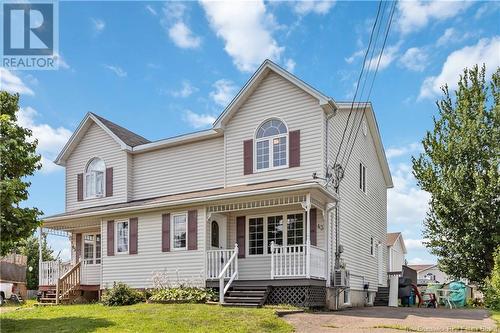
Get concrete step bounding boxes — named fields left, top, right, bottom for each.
left=221, top=302, right=260, bottom=308
left=224, top=297, right=262, bottom=304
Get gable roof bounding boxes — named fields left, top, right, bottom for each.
left=408, top=264, right=437, bottom=272
left=55, top=113, right=149, bottom=166
left=90, top=113, right=150, bottom=147
left=213, top=59, right=337, bottom=128
left=387, top=232, right=406, bottom=253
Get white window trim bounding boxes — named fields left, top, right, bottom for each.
left=82, top=232, right=101, bottom=265
left=115, top=220, right=130, bottom=255
left=245, top=211, right=305, bottom=257
left=83, top=157, right=106, bottom=200
left=359, top=162, right=367, bottom=195
left=343, top=288, right=351, bottom=306
left=171, top=212, right=188, bottom=251
left=254, top=118, right=289, bottom=173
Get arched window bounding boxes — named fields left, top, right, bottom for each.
left=211, top=221, right=219, bottom=248
left=255, top=119, right=288, bottom=170
left=85, top=158, right=105, bottom=198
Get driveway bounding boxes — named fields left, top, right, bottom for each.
left=283, top=307, right=497, bottom=333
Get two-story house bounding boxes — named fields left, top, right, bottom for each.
left=38, top=60, right=393, bottom=308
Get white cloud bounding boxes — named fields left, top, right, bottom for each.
left=145, top=5, right=157, bottom=16
left=474, top=1, right=500, bottom=20
left=292, top=1, right=335, bottom=15
left=17, top=107, right=72, bottom=173
left=91, top=18, right=105, bottom=33
left=284, top=58, right=296, bottom=72
left=168, top=22, right=201, bottom=49
left=388, top=163, right=430, bottom=226
left=408, top=257, right=427, bottom=265
left=436, top=27, right=474, bottom=47
left=405, top=238, right=428, bottom=250
left=419, top=36, right=500, bottom=99
left=366, top=44, right=399, bottom=71
left=345, top=49, right=364, bottom=64
left=210, top=79, right=238, bottom=107
left=0, top=68, right=34, bottom=95
left=386, top=142, right=421, bottom=159
left=171, top=80, right=198, bottom=98
left=103, top=64, right=127, bottom=78
left=399, top=47, right=428, bottom=72
left=54, top=52, right=70, bottom=70
left=183, top=110, right=216, bottom=129
left=397, top=1, right=472, bottom=35
left=162, top=3, right=201, bottom=49
left=200, top=0, right=284, bottom=72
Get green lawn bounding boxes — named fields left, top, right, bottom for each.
left=0, top=303, right=293, bottom=333
left=492, top=310, right=500, bottom=328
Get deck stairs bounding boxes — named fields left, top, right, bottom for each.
left=222, top=286, right=271, bottom=307
left=374, top=286, right=389, bottom=306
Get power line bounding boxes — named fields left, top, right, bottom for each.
left=331, top=0, right=383, bottom=171
left=343, top=0, right=398, bottom=172
left=339, top=0, right=388, bottom=168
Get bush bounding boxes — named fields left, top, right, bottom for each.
left=149, top=287, right=216, bottom=303
left=101, top=282, right=144, bottom=306
left=484, top=246, right=500, bottom=310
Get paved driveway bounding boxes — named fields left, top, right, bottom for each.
left=283, top=307, right=497, bottom=333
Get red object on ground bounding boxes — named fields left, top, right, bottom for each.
left=411, top=283, right=424, bottom=307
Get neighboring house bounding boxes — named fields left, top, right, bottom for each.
left=38, top=60, right=393, bottom=308
left=386, top=232, right=407, bottom=272
left=408, top=264, right=450, bottom=284
left=0, top=254, right=27, bottom=301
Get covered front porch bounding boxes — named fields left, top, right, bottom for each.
left=38, top=219, right=102, bottom=304
left=202, top=189, right=336, bottom=305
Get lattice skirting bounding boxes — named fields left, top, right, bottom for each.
left=267, top=286, right=326, bottom=307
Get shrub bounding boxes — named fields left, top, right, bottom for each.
left=149, top=287, right=216, bottom=303
left=484, top=246, right=500, bottom=310
left=101, top=282, right=144, bottom=306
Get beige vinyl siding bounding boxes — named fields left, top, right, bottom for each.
left=66, top=122, right=128, bottom=211
left=225, top=72, right=324, bottom=186
left=101, top=208, right=206, bottom=288
left=326, top=109, right=388, bottom=292
left=132, top=137, right=224, bottom=200
left=225, top=205, right=326, bottom=280
left=388, top=238, right=405, bottom=272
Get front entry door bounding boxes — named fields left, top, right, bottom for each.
left=210, top=214, right=227, bottom=249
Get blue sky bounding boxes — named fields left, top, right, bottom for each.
left=2, top=1, right=499, bottom=264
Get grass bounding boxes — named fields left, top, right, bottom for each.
left=0, top=302, right=293, bottom=333
left=491, top=310, right=500, bottom=328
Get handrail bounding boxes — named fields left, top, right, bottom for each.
left=218, top=244, right=238, bottom=304
left=271, top=241, right=327, bottom=280
left=56, top=261, right=81, bottom=304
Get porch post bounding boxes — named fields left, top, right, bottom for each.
left=38, top=226, right=43, bottom=286
left=302, top=193, right=311, bottom=278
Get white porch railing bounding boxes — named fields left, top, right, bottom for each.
left=271, top=242, right=327, bottom=280
left=206, top=248, right=238, bottom=280
left=40, top=261, right=72, bottom=286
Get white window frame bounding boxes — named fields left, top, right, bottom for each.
left=115, top=220, right=129, bottom=255
left=246, top=211, right=305, bottom=257
left=82, top=233, right=101, bottom=265
left=84, top=157, right=106, bottom=200
left=254, top=118, right=289, bottom=173
left=171, top=212, right=188, bottom=251
left=359, top=162, right=367, bottom=194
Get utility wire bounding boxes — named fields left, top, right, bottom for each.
left=339, top=0, right=388, bottom=167
left=343, top=0, right=398, bottom=172
left=331, top=0, right=383, bottom=171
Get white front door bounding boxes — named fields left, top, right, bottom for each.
left=209, top=214, right=227, bottom=249
left=377, top=243, right=384, bottom=285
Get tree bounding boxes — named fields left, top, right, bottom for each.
left=0, top=91, right=42, bottom=256
left=412, top=65, right=500, bottom=284
left=16, top=235, right=54, bottom=290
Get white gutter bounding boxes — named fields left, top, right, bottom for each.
left=44, top=183, right=338, bottom=223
